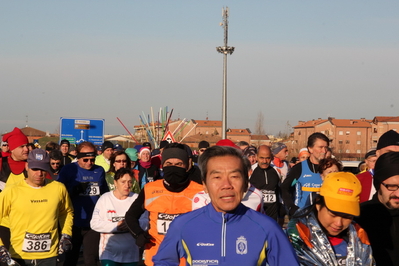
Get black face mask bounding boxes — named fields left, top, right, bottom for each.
left=163, top=166, right=189, bottom=192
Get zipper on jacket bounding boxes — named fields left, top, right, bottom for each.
left=221, top=213, right=226, bottom=257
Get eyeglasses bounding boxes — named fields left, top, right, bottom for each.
left=382, top=183, right=399, bottom=191
left=82, top=158, right=95, bottom=163
left=115, top=160, right=127, bottom=163
left=51, top=162, right=60, bottom=165
left=2, top=144, right=8, bottom=146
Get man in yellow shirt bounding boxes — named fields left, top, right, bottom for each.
left=0, top=149, right=74, bottom=266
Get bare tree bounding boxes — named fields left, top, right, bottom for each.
left=254, top=111, right=265, bottom=135
left=254, top=111, right=266, bottom=147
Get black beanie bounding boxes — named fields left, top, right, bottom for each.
left=60, top=139, right=70, bottom=147
left=198, top=141, right=210, bottom=149
left=161, top=148, right=189, bottom=167
left=373, top=151, right=399, bottom=190
left=102, top=141, right=114, bottom=151
left=159, top=140, right=169, bottom=149
left=377, top=130, right=399, bottom=150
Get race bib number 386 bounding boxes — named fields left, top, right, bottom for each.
left=156, top=213, right=180, bottom=235
left=22, top=232, right=51, bottom=253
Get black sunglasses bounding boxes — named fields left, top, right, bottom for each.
left=382, top=183, right=399, bottom=191
left=83, top=158, right=95, bottom=163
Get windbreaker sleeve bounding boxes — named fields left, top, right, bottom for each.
left=90, top=193, right=118, bottom=233
left=280, top=163, right=302, bottom=216
left=125, top=189, right=146, bottom=237
left=264, top=220, right=300, bottom=266
left=58, top=182, right=74, bottom=236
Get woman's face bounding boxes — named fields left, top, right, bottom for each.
left=321, top=164, right=339, bottom=180
left=113, top=154, right=128, bottom=171
left=299, top=154, right=310, bottom=162
left=316, top=204, right=353, bottom=236
left=114, top=173, right=132, bottom=197
left=140, top=150, right=151, bottom=162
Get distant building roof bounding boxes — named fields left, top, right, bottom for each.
left=294, top=118, right=372, bottom=129
left=227, top=128, right=251, bottom=136
left=329, top=119, right=371, bottom=128
left=293, top=119, right=328, bottom=128
left=192, top=120, right=222, bottom=127
left=251, top=134, right=270, bottom=141
left=182, top=134, right=222, bottom=144
left=373, top=116, right=399, bottom=123
left=20, top=127, right=47, bottom=137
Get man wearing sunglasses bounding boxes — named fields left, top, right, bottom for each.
left=0, top=141, right=10, bottom=157
left=356, top=151, right=399, bottom=266
left=58, top=141, right=108, bottom=266
left=48, top=150, right=63, bottom=179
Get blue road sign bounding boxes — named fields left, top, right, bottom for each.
left=60, top=118, right=105, bottom=145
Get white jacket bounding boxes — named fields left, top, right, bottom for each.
left=91, top=191, right=143, bottom=263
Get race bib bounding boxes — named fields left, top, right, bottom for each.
left=22, top=232, right=51, bottom=253
left=156, top=213, right=180, bottom=235
left=262, top=190, right=276, bottom=203
left=81, top=182, right=100, bottom=196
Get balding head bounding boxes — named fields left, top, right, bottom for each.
left=257, top=145, right=273, bottom=169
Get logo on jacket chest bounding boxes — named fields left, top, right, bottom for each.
left=106, top=209, right=123, bottom=222
left=236, top=236, right=248, bottom=255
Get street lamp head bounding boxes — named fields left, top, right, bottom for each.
left=216, top=46, right=235, bottom=55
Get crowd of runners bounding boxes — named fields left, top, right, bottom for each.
left=0, top=127, right=399, bottom=266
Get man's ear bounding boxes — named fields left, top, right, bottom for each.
left=203, top=182, right=208, bottom=194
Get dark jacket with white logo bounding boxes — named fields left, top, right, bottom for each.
left=153, top=203, right=299, bottom=266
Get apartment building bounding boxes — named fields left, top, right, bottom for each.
left=292, top=116, right=399, bottom=160
left=370, top=116, right=399, bottom=147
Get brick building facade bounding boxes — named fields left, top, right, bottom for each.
left=292, top=116, right=399, bottom=160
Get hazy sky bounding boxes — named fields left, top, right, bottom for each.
left=1, top=1, right=398, bottom=136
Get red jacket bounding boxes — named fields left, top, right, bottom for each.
left=356, top=171, right=373, bottom=203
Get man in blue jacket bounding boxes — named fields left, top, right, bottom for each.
left=58, top=141, right=108, bottom=266
left=153, top=145, right=299, bottom=266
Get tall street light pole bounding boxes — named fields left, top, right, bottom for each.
left=216, top=7, right=234, bottom=139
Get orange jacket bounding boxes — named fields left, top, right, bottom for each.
left=143, top=179, right=203, bottom=266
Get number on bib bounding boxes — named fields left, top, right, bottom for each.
left=156, top=213, right=180, bottom=235
left=262, top=190, right=276, bottom=203
left=82, top=182, right=100, bottom=196
left=22, top=232, right=51, bottom=253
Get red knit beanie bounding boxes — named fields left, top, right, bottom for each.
left=2, top=127, right=28, bottom=151
left=215, top=139, right=240, bottom=149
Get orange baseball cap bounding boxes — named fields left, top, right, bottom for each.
left=320, top=172, right=362, bottom=216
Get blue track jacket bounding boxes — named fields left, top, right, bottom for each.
left=153, top=203, right=299, bottom=266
